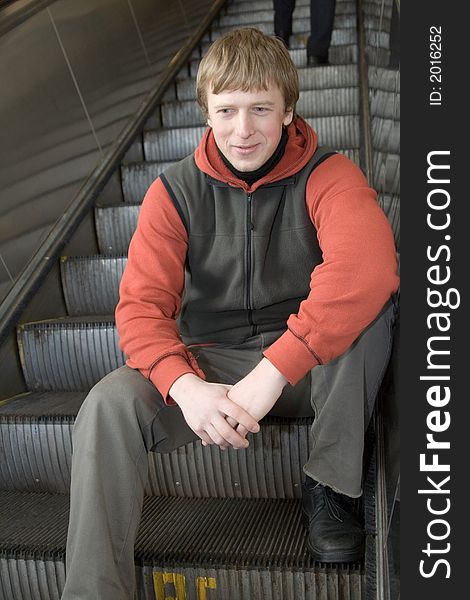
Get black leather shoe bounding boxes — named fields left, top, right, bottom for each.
left=302, top=476, right=365, bottom=562
left=307, top=53, right=329, bottom=66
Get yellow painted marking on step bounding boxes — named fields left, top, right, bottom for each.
left=196, top=576, right=216, bottom=599
left=153, top=572, right=187, bottom=600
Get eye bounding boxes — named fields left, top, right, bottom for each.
left=217, top=108, right=233, bottom=114
left=253, top=106, right=268, bottom=113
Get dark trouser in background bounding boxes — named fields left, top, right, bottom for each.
left=273, top=0, right=337, bottom=58
left=61, top=299, right=396, bottom=600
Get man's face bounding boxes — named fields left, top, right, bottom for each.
left=206, top=85, right=293, bottom=172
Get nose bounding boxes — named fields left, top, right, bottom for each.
left=235, top=112, right=254, bottom=139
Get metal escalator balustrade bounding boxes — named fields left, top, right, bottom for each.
left=0, top=0, right=399, bottom=598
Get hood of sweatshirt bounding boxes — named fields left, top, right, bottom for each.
left=194, top=115, right=318, bottom=192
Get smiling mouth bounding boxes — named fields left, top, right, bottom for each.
left=233, top=144, right=259, bottom=155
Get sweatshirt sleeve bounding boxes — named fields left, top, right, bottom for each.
left=263, top=153, right=400, bottom=384
left=115, top=177, right=205, bottom=403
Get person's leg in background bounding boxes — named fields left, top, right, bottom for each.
left=307, top=0, right=337, bottom=64
left=273, top=0, right=296, bottom=47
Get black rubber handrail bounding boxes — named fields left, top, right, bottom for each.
left=0, top=0, right=56, bottom=36
left=0, top=0, right=225, bottom=344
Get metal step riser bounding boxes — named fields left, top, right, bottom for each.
left=122, top=162, right=176, bottom=203
left=136, top=566, right=365, bottom=600
left=214, top=14, right=360, bottom=33
left=144, top=117, right=358, bottom=163
left=0, top=420, right=312, bottom=499
left=159, top=89, right=359, bottom=129
left=368, top=67, right=400, bottom=93
left=209, top=26, right=358, bottom=44
left=122, top=147, right=360, bottom=206
left=371, top=118, right=399, bottom=153
left=0, top=557, right=65, bottom=600
left=370, top=90, right=400, bottom=120
left=379, top=193, right=400, bottom=249
left=373, top=152, right=400, bottom=195
left=190, top=46, right=359, bottom=76
left=0, top=559, right=364, bottom=600
left=305, top=116, right=359, bottom=148
left=61, top=257, right=126, bottom=316
left=175, top=65, right=358, bottom=102
left=18, top=324, right=124, bottom=392
left=95, top=205, right=140, bottom=254
left=224, top=0, right=390, bottom=16
left=144, top=127, right=205, bottom=162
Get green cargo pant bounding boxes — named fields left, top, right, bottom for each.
left=61, top=298, right=396, bottom=599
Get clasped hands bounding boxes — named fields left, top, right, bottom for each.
left=169, top=358, right=287, bottom=450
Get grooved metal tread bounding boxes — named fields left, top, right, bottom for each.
left=18, top=316, right=123, bottom=392
left=0, top=490, right=363, bottom=570
left=0, top=388, right=315, bottom=498
left=0, top=391, right=85, bottom=421
left=60, top=255, right=126, bottom=316
left=95, top=202, right=140, bottom=254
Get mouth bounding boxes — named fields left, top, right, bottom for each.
left=232, top=144, right=260, bottom=155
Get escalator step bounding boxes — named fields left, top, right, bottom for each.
left=0, top=491, right=365, bottom=599
left=370, top=89, right=400, bottom=120
left=371, top=117, right=399, bottom=153
left=95, top=203, right=140, bottom=254
left=373, top=151, right=400, bottom=195
left=368, top=66, right=400, bottom=93
left=0, top=392, right=83, bottom=494
left=144, top=126, right=205, bottom=161
left=144, top=117, right=358, bottom=163
left=17, top=317, right=123, bottom=392
left=0, top=389, right=313, bottom=499
left=176, top=66, right=358, bottom=102
left=378, top=193, right=400, bottom=248
left=121, top=146, right=360, bottom=204
left=121, top=161, right=176, bottom=203
left=61, top=255, right=126, bottom=316
left=161, top=99, right=205, bottom=128
left=304, top=115, right=359, bottom=148
left=160, top=88, right=359, bottom=130
left=209, top=24, right=357, bottom=46
left=190, top=45, right=359, bottom=76
left=223, top=0, right=391, bottom=19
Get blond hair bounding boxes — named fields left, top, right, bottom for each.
left=196, top=27, right=299, bottom=118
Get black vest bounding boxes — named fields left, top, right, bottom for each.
left=160, top=147, right=335, bottom=344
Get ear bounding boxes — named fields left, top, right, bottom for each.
left=283, top=108, right=294, bottom=127
left=206, top=116, right=212, bottom=127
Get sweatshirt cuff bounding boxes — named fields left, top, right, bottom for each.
left=263, top=329, right=320, bottom=385
left=149, top=353, right=206, bottom=405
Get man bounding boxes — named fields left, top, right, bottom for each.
left=61, top=27, right=399, bottom=599
left=273, top=0, right=337, bottom=65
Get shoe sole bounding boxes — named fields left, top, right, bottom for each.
left=302, top=509, right=365, bottom=563
left=306, top=538, right=365, bottom=563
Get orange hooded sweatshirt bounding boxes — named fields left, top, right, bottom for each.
left=116, top=117, right=399, bottom=402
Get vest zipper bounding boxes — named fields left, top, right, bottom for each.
left=245, top=192, right=255, bottom=335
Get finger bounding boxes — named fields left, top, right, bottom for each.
left=236, top=423, right=249, bottom=438
left=197, top=430, right=214, bottom=446
left=225, top=415, right=238, bottom=428
left=213, top=416, right=249, bottom=449
left=205, top=424, right=229, bottom=450
left=222, top=400, right=260, bottom=434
